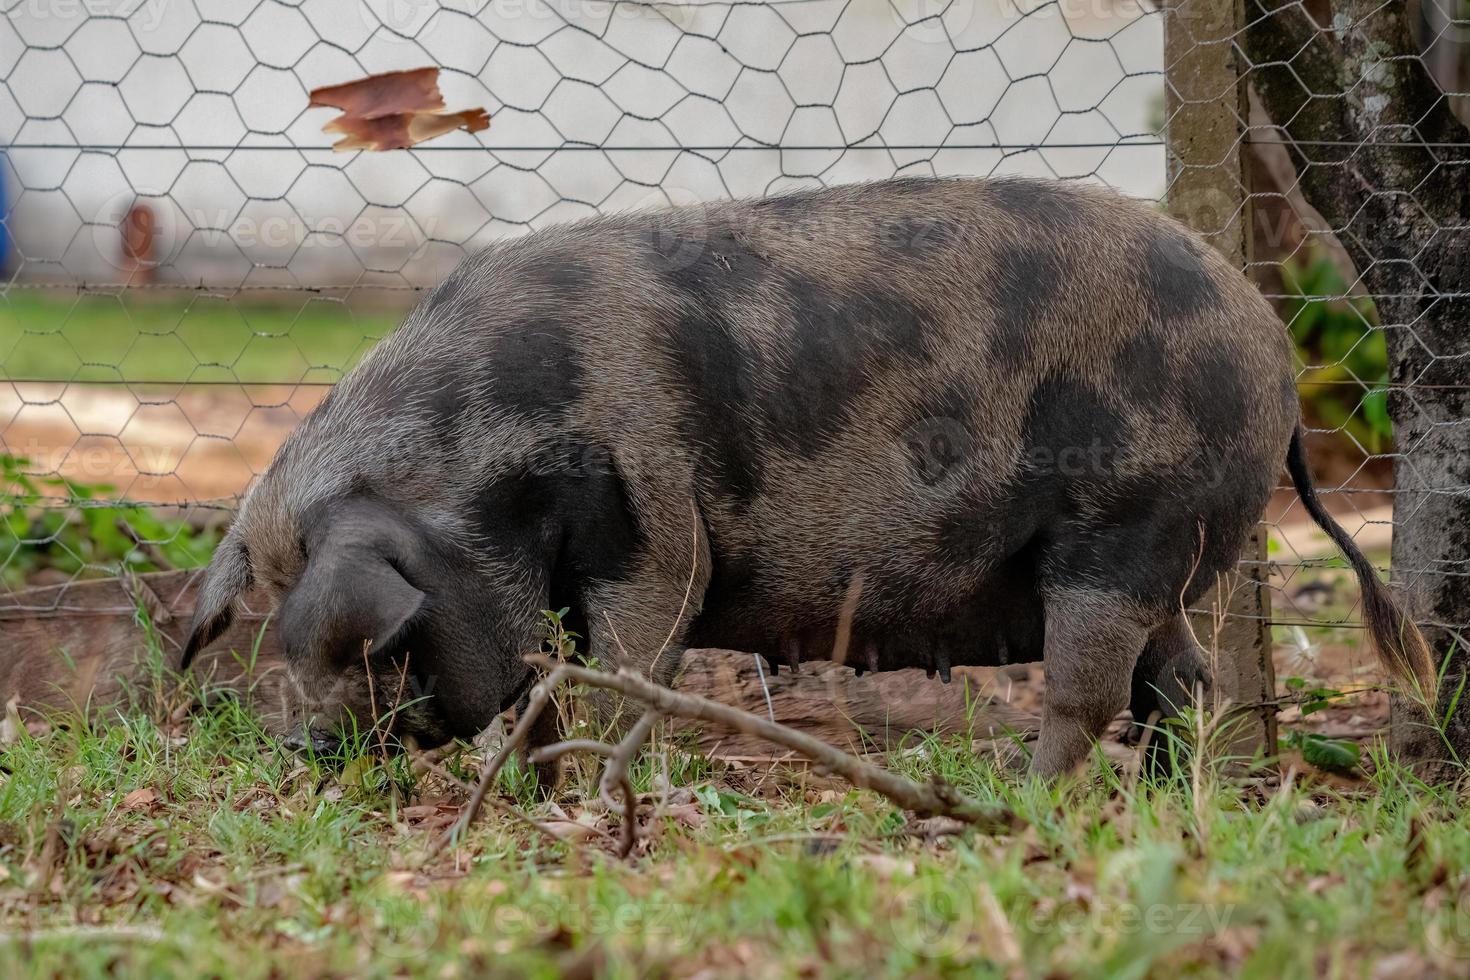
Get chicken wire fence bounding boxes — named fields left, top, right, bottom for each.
left=0, top=0, right=1464, bottom=702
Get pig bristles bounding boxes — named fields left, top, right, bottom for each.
left=433, top=654, right=1019, bottom=859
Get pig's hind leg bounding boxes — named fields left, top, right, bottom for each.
left=1128, top=611, right=1212, bottom=774
left=1029, top=587, right=1157, bottom=779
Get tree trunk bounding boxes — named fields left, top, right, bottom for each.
left=1243, top=0, right=1470, bottom=769
left=1165, top=0, right=1277, bottom=761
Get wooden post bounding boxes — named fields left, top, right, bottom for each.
left=1163, top=0, right=1277, bottom=756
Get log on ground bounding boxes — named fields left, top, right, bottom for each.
left=0, top=570, right=1037, bottom=754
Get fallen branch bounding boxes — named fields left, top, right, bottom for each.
left=414, top=755, right=606, bottom=853
left=436, top=654, right=1018, bottom=858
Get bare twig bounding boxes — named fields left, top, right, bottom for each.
left=120, top=568, right=175, bottom=629
left=362, top=641, right=380, bottom=743
left=601, top=711, right=661, bottom=856
left=830, top=572, right=865, bottom=667
left=554, top=659, right=1014, bottom=828
left=437, top=654, right=1016, bottom=859
left=513, top=711, right=662, bottom=858
left=599, top=711, right=660, bottom=818
left=116, top=518, right=175, bottom=571
left=415, top=755, right=603, bottom=852
left=752, top=652, right=776, bottom=722
left=647, top=499, right=702, bottom=682
left=433, top=663, right=570, bottom=855
left=528, top=740, right=617, bottom=764
left=408, top=741, right=460, bottom=778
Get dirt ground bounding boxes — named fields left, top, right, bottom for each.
left=1, top=382, right=327, bottom=506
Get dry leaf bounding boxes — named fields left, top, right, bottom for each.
left=977, top=881, right=1022, bottom=968
left=120, top=788, right=159, bottom=811
left=662, top=802, right=706, bottom=830
left=1211, top=925, right=1263, bottom=965
left=1305, top=872, right=1344, bottom=895
left=1063, top=874, right=1095, bottom=907
left=536, top=820, right=603, bottom=843
left=910, top=815, right=968, bottom=839
left=419, top=811, right=460, bottom=833
left=1372, top=951, right=1436, bottom=980
left=24, top=820, right=67, bottom=895
left=323, top=109, right=489, bottom=152
left=396, top=802, right=462, bottom=834
left=308, top=67, right=489, bottom=152
left=0, top=697, right=21, bottom=746
left=121, top=568, right=173, bottom=626
left=254, top=876, right=289, bottom=910
left=856, top=854, right=914, bottom=878
left=1406, top=814, right=1429, bottom=885
left=309, top=68, right=444, bottom=118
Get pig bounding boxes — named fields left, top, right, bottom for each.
left=181, top=176, right=1433, bottom=779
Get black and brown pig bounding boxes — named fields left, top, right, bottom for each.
left=181, top=176, right=1433, bottom=778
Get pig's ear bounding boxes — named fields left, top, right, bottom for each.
left=182, top=536, right=252, bottom=669
left=278, top=537, right=424, bottom=667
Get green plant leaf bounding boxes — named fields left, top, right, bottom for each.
left=1294, top=732, right=1360, bottom=776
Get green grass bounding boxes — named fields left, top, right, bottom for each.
left=0, top=288, right=1459, bottom=976
left=0, top=293, right=404, bottom=385
left=2, top=651, right=1468, bottom=979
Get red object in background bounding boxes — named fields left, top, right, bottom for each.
left=121, top=202, right=156, bottom=283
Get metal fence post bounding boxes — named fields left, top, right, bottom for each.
left=1163, top=0, right=1277, bottom=755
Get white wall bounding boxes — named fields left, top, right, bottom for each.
left=0, top=0, right=1165, bottom=287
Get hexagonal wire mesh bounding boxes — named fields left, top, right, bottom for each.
left=0, top=0, right=1464, bottom=716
